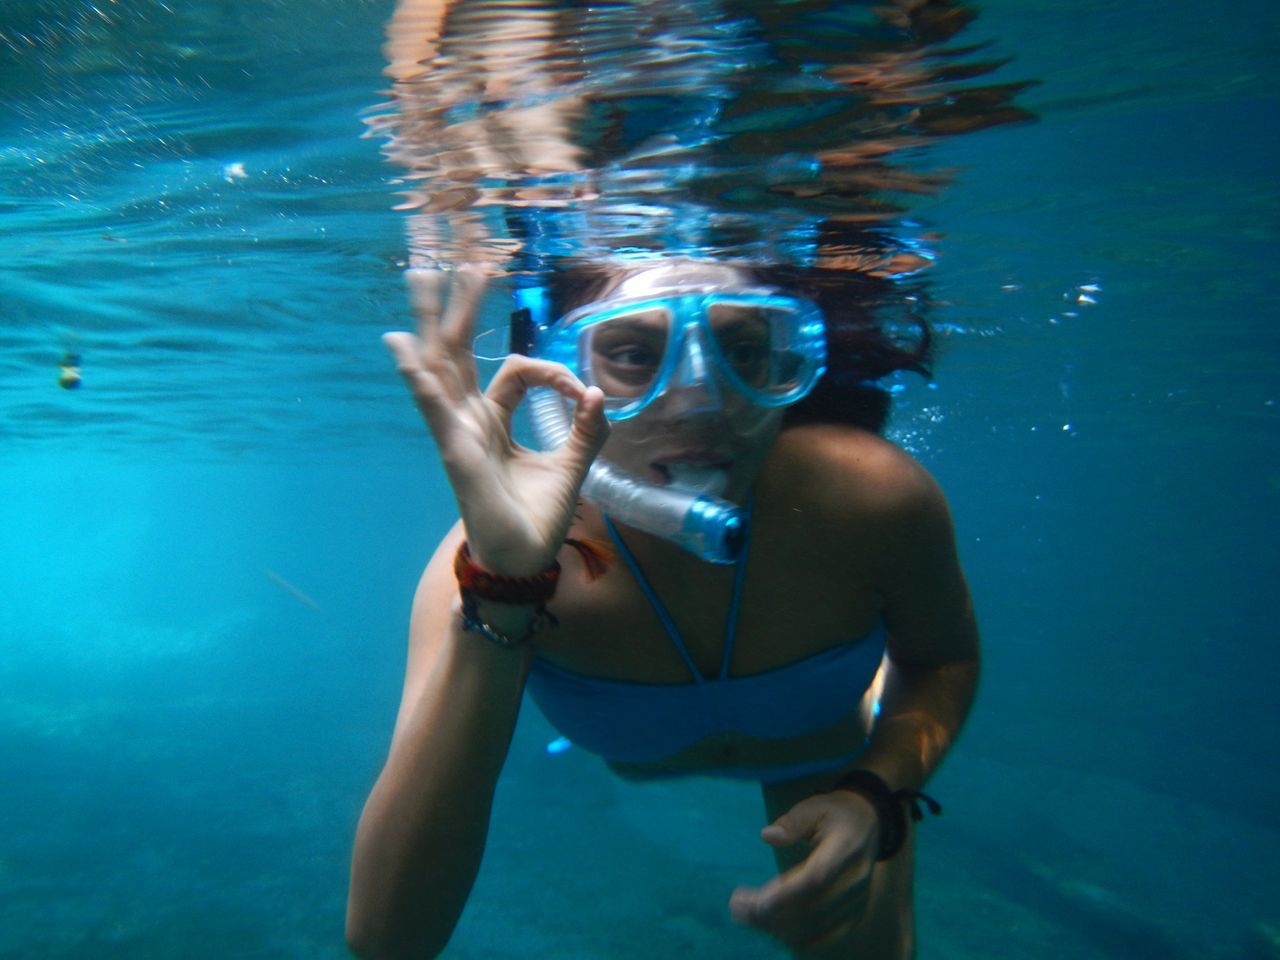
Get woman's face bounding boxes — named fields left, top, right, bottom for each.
left=588, top=262, right=786, bottom=503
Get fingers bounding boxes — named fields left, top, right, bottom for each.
left=438, top=264, right=487, bottom=343
left=405, top=264, right=487, bottom=349
left=730, top=857, right=829, bottom=930
left=382, top=331, right=454, bottom=436
left=564, top=385, right=610, bottom=465
left=382, top=330, right=430, bottom=400
left=735, top=806, right=824, bottom=922
left=732, top=864, right=871, bottom=952
left=382, top=329, right=422, bottom=371
left=788, top=858, right=873, bottom=951
left=393, top=265, right=491, bottom=415
left=485, top=354, right=586, bottom=415
left=405, top=268, right=446, bottom=341
left=730, top=801, right=878, bottom=952
left=485, top=355, right=610, bottom=462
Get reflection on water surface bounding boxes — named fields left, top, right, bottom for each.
left=372, top=0, right=1034, bottom=275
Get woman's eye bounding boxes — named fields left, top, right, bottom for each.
left=606, top=344, right=660, bottom=368
left=722, top=339, right=768, bottom=371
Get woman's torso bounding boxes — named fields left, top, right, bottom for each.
left=527, top=426, right=907, bottom=780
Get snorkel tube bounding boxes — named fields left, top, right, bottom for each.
left=513, top=286, right=746, bottom=564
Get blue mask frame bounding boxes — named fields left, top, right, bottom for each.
left=528, top=291, right=826, bottom=421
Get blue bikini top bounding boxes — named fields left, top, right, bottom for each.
left=525, top=509, right=888, bottom=782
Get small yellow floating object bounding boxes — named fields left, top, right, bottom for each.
left=58, top=352, right=82, bottom=390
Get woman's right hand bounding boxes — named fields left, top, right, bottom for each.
left=383, top=266, right=610, bottom=576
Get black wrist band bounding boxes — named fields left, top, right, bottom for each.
left=830, top=769, right=943, bottom=861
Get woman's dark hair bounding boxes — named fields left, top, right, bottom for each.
left=756, top=263, right=934, bottom=434
left=540, top=245, right=933, bottom=435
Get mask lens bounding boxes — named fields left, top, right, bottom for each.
left=706, top=300, right=817, bottom=399
left=580, top=306, right=673, bottom=408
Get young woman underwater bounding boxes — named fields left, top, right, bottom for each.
left=346, top=258, right=981, bottom=959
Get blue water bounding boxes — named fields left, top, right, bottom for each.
left=2, top=1, right=1278, bottom=958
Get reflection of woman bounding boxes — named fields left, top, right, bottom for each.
left=346, top=254, right=980, bottom=959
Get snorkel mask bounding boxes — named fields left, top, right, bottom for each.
left=513, top=262, right=826, bottom=563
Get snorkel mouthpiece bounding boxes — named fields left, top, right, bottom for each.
left=526, top=387, right=745, bottom=563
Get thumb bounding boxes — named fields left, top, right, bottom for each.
left=761, top=806, right=819, bottom=849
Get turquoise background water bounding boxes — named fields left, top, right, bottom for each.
left=2, top=1, right=1277, bottom=957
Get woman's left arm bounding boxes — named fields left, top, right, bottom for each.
left=729, top=456, right=979, bottom=950
left=858, top=463, right=981, bottom=791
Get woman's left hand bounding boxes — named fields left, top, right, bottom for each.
left=728, top=790, right=880, bottom=952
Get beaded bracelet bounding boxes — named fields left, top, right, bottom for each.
left=830, top=769, right=943, bottom=861
left=452, top=538, right=614, bottom=647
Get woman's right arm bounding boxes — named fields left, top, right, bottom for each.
left=346, top=525, right=532, bottom=959
left=346, top=267, right=608, bottom=958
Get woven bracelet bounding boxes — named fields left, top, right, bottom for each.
left=452, top=539, right=616, bottom=647
left=453, top=542, right=561, bottom=604
left=453, top=542, right=560, bottom=646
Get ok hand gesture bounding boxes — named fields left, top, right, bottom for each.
left=383, top=266, right=609, bottom=576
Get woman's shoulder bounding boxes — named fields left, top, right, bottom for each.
left=762, top=423, right=946, bottom=530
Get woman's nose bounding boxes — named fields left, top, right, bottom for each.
left=664, top=332, right=723, bottom=416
